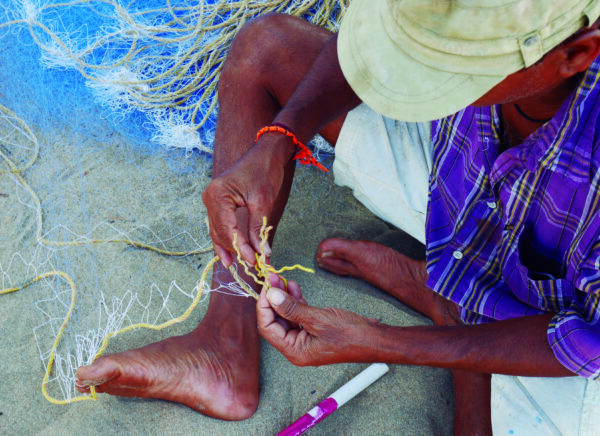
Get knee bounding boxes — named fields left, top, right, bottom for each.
left=222, top=13, right=301, bottom=79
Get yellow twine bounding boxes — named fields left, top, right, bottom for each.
left=0, top=102, right=211, bottom=404
left=228, top=217, right=314, bottom=299
left=0, top=104, right=314, bottom=405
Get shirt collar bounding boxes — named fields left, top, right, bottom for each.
left=490, top=55, right=600, bottom=185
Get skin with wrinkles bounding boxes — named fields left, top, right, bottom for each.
left=77, top=265, right=262, bottom=420
left=77, top=12, right=600, bottom=435
left=76, top=15, right=341, bottom=421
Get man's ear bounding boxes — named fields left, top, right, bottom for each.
left=558, top=28, right=600, bottom=77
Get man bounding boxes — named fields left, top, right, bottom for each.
left=77, top=0, right=600, bottom=434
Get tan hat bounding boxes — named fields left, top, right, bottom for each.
left=338, top=0, right=600, bottom=122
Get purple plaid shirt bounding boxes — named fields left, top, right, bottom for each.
left=425, top=57, right=600, bottom=379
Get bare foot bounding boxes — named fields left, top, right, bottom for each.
left=76, top=306, right=260, bottom=420
left=316, top=238, right=460, bottom=326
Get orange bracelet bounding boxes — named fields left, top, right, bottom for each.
left=255, top=124, right=328, bottom=172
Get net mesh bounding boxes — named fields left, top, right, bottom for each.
left=0, top=0, right=344, bottom=404
left=1, top=0, right=347, bottom=151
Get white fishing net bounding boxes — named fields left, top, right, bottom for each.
left=0, top=0, right=344, bottom=405
left=2, top=0, right=347, bottom=151
left=0, top=101, right=217, bottom=403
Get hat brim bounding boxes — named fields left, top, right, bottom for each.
left=338, top=0, right=507, bottom=122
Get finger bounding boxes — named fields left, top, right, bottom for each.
left=209, top=218, right=253, bottom=265
left=275, top=317, right=292, bottom=331
left=267, top=274, right=307, bottom=304
left=266, top=287, right=313, bottom=325
left=267, top=273, right=286, bottom=291
left=203, top=183, right=255, bottom=263
left=285, top=279, right=306, bottom=303
left=260, top=280, right=296, bottom=329
left=267, top=277, right=304, bottom=329
left=257, top=286, right=288, bottom=340
left=213, top=243, right=233, bottom=268
left=247, top=208, right=272, bottom=257
left=204, top=188, right=238, bottom=248
left=234, top=233, right=258, bottom=266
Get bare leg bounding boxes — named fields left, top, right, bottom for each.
left=76, top=14, right=345, bottom=420
left=317, top=239, right=459, bottom=325
left=317, top=238, right=492, bottom=434
left=453, top=370, right=492, bottom=436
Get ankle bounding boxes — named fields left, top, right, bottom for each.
left=379, top=255, right=427, bottom=294
left=193, top=292, right=258, bottom=340
left=219, top=389, right=260, bottom=421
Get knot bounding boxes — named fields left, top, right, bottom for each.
left=294, top=143, right=329, bottom=172
left=255, top=124, right=328, bottom=172
left=229, top=217, right=314, bottom=299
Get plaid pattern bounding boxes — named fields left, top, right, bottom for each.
left=425, top=57, right=600, bottom=379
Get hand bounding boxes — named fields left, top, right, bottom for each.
left=202, top=139, right=290, bottom=267
left=257, top=274, right=381, bottom=366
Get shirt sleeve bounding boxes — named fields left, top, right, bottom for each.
left=548, top=240, right=600, bottom=379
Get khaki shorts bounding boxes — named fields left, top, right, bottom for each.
left=333, top=104, right=432, bottom=244
left=333, top=103, right=600, bottom=436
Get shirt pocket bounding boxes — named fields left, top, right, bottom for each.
left=503, top=235, right=574, bottom=313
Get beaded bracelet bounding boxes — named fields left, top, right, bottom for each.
left=255, top=123, right=328, bottom=172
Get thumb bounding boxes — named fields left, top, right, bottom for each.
left=267, top=287, right=310, bottom=324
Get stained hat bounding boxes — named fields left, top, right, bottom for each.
left=338, top=0, right=600, bottom=121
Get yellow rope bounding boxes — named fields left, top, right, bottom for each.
left=229, top=217, right=314, bottom=299
left=0, top=103, right=210, bottom=403
left=0, top=103, right=314, bottom=405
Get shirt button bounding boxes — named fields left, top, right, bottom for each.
left=452, top=250, right=463, bottom=260
left=487, top=201, right=497, bottom=209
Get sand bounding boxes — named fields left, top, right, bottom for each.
left=0, top=35, right=453, bottom=436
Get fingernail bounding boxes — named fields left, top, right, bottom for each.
left=319, top=251, right=333, bottom=259
left=221, top=257, right=232, bottom=269
left=242, top=246, right=256, bottom=265
left=263, top=241, right=272, bottom=257
left=267, top=288, right=285, bottom=305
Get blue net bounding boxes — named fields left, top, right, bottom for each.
left=2, top=0, right=347, bottom=152
left=0, top=0, right=345, bottom=405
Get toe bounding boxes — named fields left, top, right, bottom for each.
left=316, top=238, right=369, bottom=277
left=317, top=237, right=353, bottom=256
left=317, top=256, right=356, bottom=276
left=76, top=357, right=121, bottom=388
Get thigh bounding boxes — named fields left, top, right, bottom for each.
left=333, top=104, right=432, bottom=243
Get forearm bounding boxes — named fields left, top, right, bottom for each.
left=364, top=313, right=574, bottom=377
